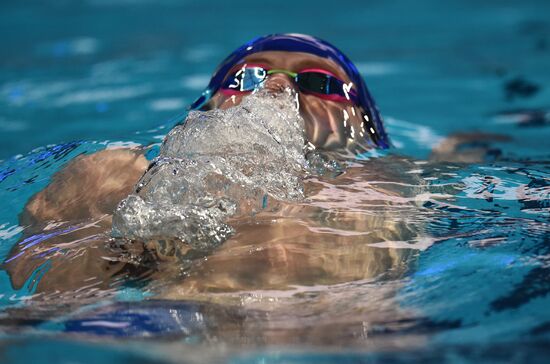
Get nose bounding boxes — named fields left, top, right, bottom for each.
left=263, top=73, right=296, bottom=94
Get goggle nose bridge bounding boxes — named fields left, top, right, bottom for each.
left=240, top=67, right=298, bottom=91
left=266, top=69, right=298, bottom=78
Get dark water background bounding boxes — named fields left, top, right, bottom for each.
left=0, top=0, right=549, bottom=363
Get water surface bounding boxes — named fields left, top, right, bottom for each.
left=1, top=0, right=549, bottom=363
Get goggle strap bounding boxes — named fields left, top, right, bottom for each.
left=266, top=69, right=298, bottom=78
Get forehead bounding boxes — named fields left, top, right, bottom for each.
left=240, top=51, right=350, bottom=81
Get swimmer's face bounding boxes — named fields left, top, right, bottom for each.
left=205, top=51, right=372, bottom=150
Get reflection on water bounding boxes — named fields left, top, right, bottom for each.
left=0, top=127, right=548, bottom=361
left=0, top=135, right=428, bottom=332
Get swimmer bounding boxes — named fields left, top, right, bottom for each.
left=2, top=34, right=397, bottom=293
left=3, top=34, right=502, bottom=295
left=190, top=33, right=389, bottom=151
left=18, top=34, right=391, bottom=225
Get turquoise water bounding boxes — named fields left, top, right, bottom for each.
left=1, top=0, right=549, bottom=363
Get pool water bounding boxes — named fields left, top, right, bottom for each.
left=1, top=0, right=549, bottom=363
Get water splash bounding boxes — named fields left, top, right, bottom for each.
left=112, top=90, right=307, bottom=250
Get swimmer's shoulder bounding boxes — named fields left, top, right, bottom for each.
left=22, top=148, right=148, bottom=225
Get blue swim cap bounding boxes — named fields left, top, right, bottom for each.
left=190, top=33, right=389, bottom=149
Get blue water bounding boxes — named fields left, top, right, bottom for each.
left=1, top=0, right=549, bottom=363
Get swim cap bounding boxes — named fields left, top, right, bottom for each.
left=190, top=33, right=390, bottom=149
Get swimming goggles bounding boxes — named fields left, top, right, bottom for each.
left=220, top=64, right=358, bottom=103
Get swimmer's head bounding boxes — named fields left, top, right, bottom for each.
left=190, top=33, right=390, bottom=151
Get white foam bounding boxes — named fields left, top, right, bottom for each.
left=112, top=91, right=307, bottom=250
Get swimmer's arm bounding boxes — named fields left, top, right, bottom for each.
left=2, top=149, right=148, bottom=293
left=429, top=132, right=511, bottom=163
left=21, top=148, right=149, bottom=226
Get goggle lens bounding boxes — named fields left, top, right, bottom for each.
left=296, top=72, right=340, bottom=95
left=221, top=66, right=355, bottom=102
left=222, top=67, right=267, bottom=92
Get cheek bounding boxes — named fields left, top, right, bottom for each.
left=298, top=94, right=349, bottom=147
left=210, top=92, right=247, bottom=110
left=299, top=94, right=332, bottom=129
left=300, top=95, right=350, bottom=133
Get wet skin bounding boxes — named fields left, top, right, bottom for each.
left=205, top=51, right=375, bottom=151
left=3, top=156, right=417, bottom=296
